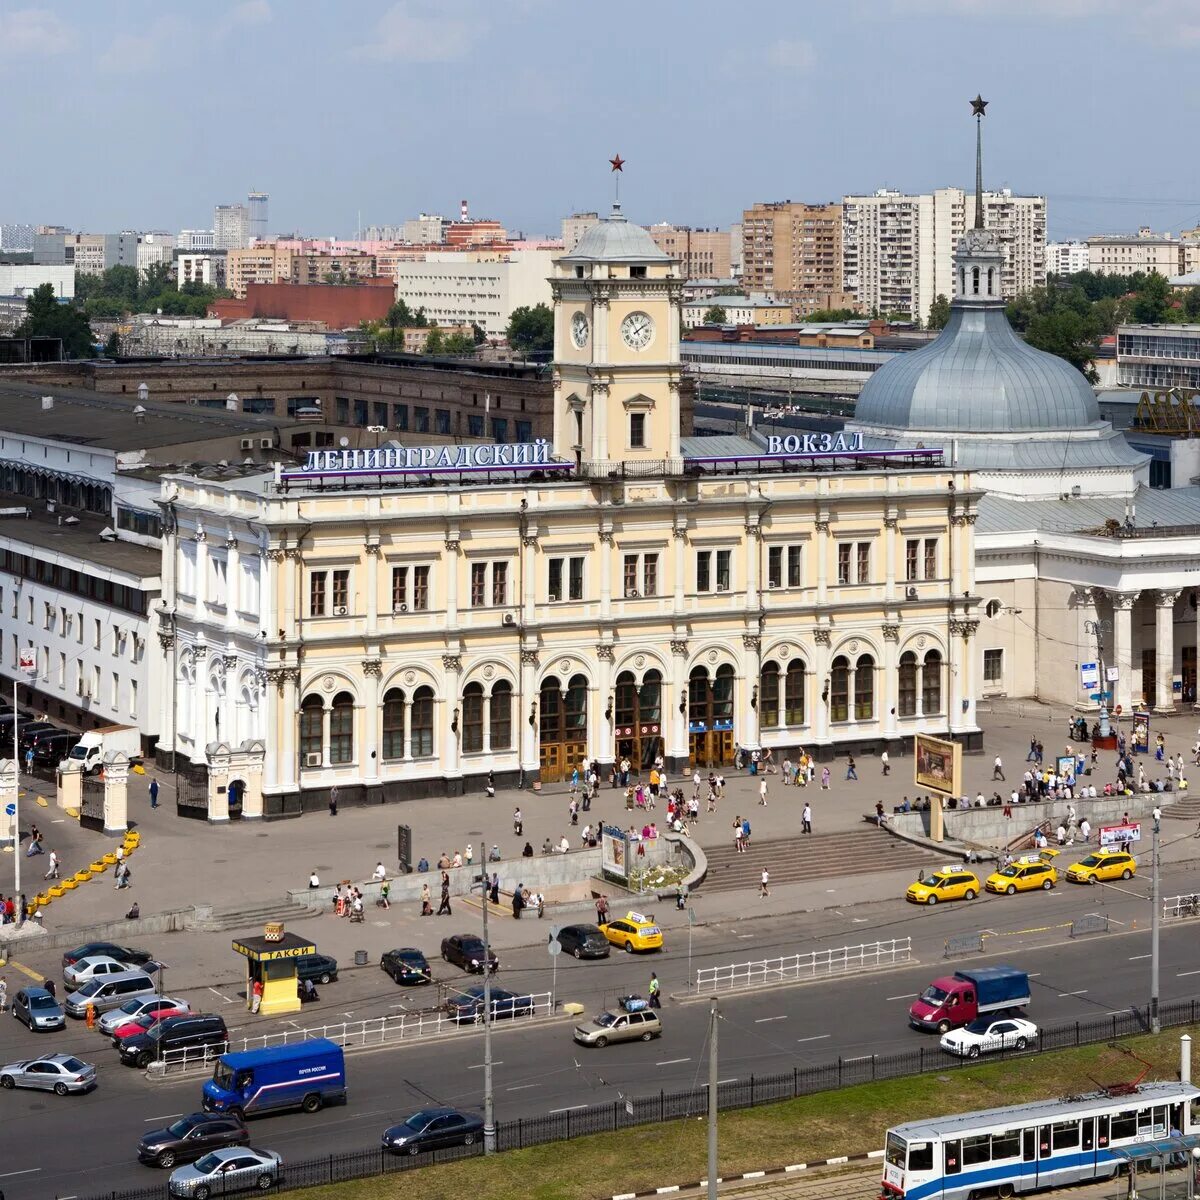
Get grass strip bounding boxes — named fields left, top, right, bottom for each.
left=290, top=1026, right=1198, bottom=1200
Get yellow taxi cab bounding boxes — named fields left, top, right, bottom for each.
left=985, top=853, right=1058, bottom=895
left=1066, top=849, right=1137, bottom=884
left=905, top=866, right=981, bottom=905
left=599, top=911, right=664, bottom=954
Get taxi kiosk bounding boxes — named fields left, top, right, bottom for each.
left=232, top=923, right=314, bottom=1016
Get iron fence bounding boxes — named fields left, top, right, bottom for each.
left=1163, top=893, right=1200, bottom=920
left=74, top=997, right=1200, bottom=1200
left=695, top=938, right=912, bottom=993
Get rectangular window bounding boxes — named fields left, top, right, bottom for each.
left=924, top=538, right=938, bottom=580
left=548, top=557, right=563, bottom=602
left=94, top=618, right=101, bottom=649
left=696, top=550, right=712, bottom=593
left=787, top=545, right=802, bottom=588
left=471, top=562, right=487, bottom=608
left=516, top=420, right=532, bottom=442
left=906, top=539, right=919, bottom=582
left=415, top=407, right=430, bottom=433
left=373, top=402, right=388, bottom=426
left=491, top=417, right=508, bottom=442
left=767, top=546, right=782, bottom=589
left=395, top=404, right=409, bottom=432
left=568, top=556, right=584, bottom=601
left=44, top=601, right=52, bottom=630
left=624, top=555, right=638, bottom=597
left=716, top=549, right=732, bottom=591
left=112, top=672, right=120, bottom=708
left=1051, top=1122, right=1079, bottom=1151
left=491, top=562, right=507, bottom=607
left=59, top=652, right=66, bottom=686
left=353, top=399, right=368, bottom=427
left=468, top=414, right=484, bottom=437
left=962, top=1135, right=991, bottom=1166
left=856, top=542, right=870, bottom=584
left=837, top=543, right=851, bottom=585
left=391, top=566, right=407, bottom=611
left=984, top=649, right=1003, bottom=684
left=331, top=570, right=349, bottom=610
left=309, top=572, right=326, bottom=617
left=335, top=396, right=349, bottom=423
left=130, top=678, right=138, bottom=718
left=436, top=409, right=451, bottom=435
left=413, top=565, right=430, bottom=611
left=629, top=412, right=646, bottom=448
left=643, top=553, right=658, bottom=597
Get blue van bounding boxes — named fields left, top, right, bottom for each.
left=202, top=1039, right=346, bottom=1118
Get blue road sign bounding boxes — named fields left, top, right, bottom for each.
left=4, top=802, right=14, bottom=816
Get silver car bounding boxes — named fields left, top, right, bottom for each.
left=574, top=1007, right=663, bottom=1047
left=98, top=994, right=190, bottom=1036
left=168, top=1146, right=282, bottom=1198
left=64, top=969, right=159, bottom=1017
left=0, top=1053, right=96, bottom=1095
left=63, top=954, right=136, bottom=989
left=11, top=987, right=66, bottom=1031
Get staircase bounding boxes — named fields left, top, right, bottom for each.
left=695, top=827, right=941, bottom=893
left=192, top=899, right=317, bottom=933
left=1162, top=794, right=1200, bottom=821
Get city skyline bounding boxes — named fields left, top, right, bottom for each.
left=2, top=1, right=1200, bottom=241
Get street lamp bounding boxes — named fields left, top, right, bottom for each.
left=1151, top=805, right=1162, bottom=1033
left=1083, top=619, right=1112, bottom=738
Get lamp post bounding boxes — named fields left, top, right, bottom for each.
left=1151, top=805, right=1161, bottom=1033
left=1083, top=618, right=1112, bottom=738
left=475, top=866, right=496, bottom=1154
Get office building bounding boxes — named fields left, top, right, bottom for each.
left=177, top=229, right=217, bottom=251
left=214, top=204, right=250, bottom=251
left=136, top=233, right=175, bottom=276
left=680, top=293, right=793, bottom=328
left=0, top=264, right=74, bottom=300
left=248, top=192, right=269, bottom=243
left=177, top=252, right=226, bottom=289
left=403, top=214, right=446, bottom=245
left=741, top=202, right=843, bottom=299
left=562, top=213, right=600, bottom=253
left=0, top=224, right=35, bottom=252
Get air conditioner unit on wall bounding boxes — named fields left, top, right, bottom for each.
left=502, top=613, right=516, bottom=627
left=905, top=586, right=918, bottom=600
left=305, top=751, right=322, bottom=767
left=625, top=589, right=639, bottom=599
left=394, top=602, right=408, bottom=614
left=333, top=605, right=348, bottom=616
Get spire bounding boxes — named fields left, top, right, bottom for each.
left=970, top=95, right=988, bottom=230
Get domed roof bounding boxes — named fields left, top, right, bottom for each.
left=854, top=305, right=1102, bottom=434
left=561, top=203, right=670, bottom=264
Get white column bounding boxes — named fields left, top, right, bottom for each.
left=882, top=626, right=899, bottom=738
left=364, top=662, right=381, bottom=782
left=444, top=657, right=462, bottom=783
left=672, top=526, right=686, bottom=617
left=194, top=533, right=209, bottom=610
left=883, top=513, right=898, bottom=604
left=948, top=621, right=965, bottom=733
left=224, top=539, right=240, bottom=632
left=1111, top=591, right=1138, bottom=713
left=815, top=515, right=829, bottom=606
left=813, top=633, right=831, bottom=745
left=321, top=704, right=332, bottom=769
left=744, top=521, right=760, bottom=613
left=743, top=634, right=762, bottom=751
left=444, top=535, right=459, bottom=629
left=1155, top=590, right=1180, bottom=712
left=520, top=652, right=538, bottom=778
left=365, top=542, right=379, bottom=635
left=599, top=528, right=613, bottom=620
left=279, top=671, right=298, bottom=790
left=668, top=648, right=689, bottom=765
left=596, top=648, right=614, bottom=769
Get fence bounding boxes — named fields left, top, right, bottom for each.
left=80, top=997, right=1200, bottom=1200
left=1163, top=893, right=1200, bottom=920
left=157, top=992, right=555, bottom=1073
left=695, top=938, right=912, bottom=994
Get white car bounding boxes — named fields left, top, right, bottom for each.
left=63, top=955, right=135, bottom=989
left=98, top=994, right=190, bottom=1036
left=940, top=1015, right=1038, bottom=1058
left=168, top=1146, right=281, bottom=1198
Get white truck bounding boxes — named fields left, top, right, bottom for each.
left=65, top=726, right=143, bottom=774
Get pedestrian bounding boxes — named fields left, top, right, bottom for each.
left=308, top=869, right=320, bottom=889
left=489, top=872, right=500, bottom=906
left=802, top=802, right=812, bottom=834
left=881, top=749, right=890, bottom=776
left=251, top=978, right=263, bottom=1014
left=845, top=755, right=858, bottom=782
left=758, top=777, right=768, bottom=806
left=993, top=754, right=1005, bottom=781
left=821, top=766, right=831, bottom=790
left=45, top=849, right=59, bottom=880
left=741, top=816, right=751, bottom=847
left=23, top=746, right=33, bottom=775
left=734, top=818, right=744, bottom=854
left=437, top=872, right=452, bottom=915
left=1026, top=737, right=1038, bottom=763
left=328, top=786, right=338, bottom=816
left=420, top=883, right=432, bottom=916
left=596, top=893, right=610, bottom=924
left=149, top=777, right=160, bottom=809
left=486, top=770, right=495, bottom=800
left=648, top=972, right=662, bottom=1008
left=373, top=861, right=387, bottom=882
left=465, top=844, right=474, bottom=867
left=0, top=976, right=7, bottom=1012
left=760, top=867, right=770, bottom=898
left=513, top=807, right=523, bottom=836
left=569, top=797, right=579, bottom=826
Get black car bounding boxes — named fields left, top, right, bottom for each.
left=555, top=923, right=611, bottom=959
left=31, top=730, right=80, bottom=764
left=441, top=934, right=499, bottom=974
left=294, top=953, right=339, bottom=985
left=62, top=942, right=154, bottom=970
left=381, top=948, right=432, bottom=986
left=119, top=1014, right=228, bottom=1069
left=16, top=722, right=57, bottom=750
left=138, top=1112, right=250, bottom=1169
left=444, top=986, right=534, bottom=1024
left=382, top=1107, right=485, bottom=1155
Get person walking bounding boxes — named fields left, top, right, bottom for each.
left=486, top=770, right=495, bottom=800
left=993, top=755, right=1005, bottom=781
left=845, top=755, right=858, bottom=782
left=436, top=872, right=452, bottom=916
left=820, top=766, right=831, bottom=790
left=881, top=749, right=890, bottom=776
left=328, top=786, right=339, bottom=817
left=513, top=807, right=523, bottom=836
left=802, top=801, right=812, bottom=834
left=489, top=872, right=500, bottom=906
left=379, top=879, right=391, bottom=909
left=648, top=971, right=662, bottom=1008
left=758, top=777, right=768, bottom=806
left=23, top=746, right=33, bottom=776
left=149, top=777, right=160, bottom=809
left=759, top=867, right=770, bottom=898
left=44, top=849, right=59, bottom=880
left=420, top=883, right=432, bottom=916
left=734, top=818, right=744, bottom=854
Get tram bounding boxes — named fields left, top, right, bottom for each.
left=881, top=1079, right=1198, bottom=1199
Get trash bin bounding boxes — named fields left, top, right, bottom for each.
left=354, top=950, right=368, bottom=967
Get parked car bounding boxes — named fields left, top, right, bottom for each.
left=62, top=942, right=154, bottom=970
left=15, top=721, right=56, bottom=749
left=574, top=1007, right=663, bottom=1048
left=381, top=947, right=432, bottom=986
left=167, top=1147, right=281, bottom=1198
left=11, top=986, right=66, bottom=1032
left=441, top=934, right=499, bottom=974
left=444, top=986, right=534, bottom=1024
left=32, top=730, right=80, bottom=764
left=293, top=953, right=338, bottom=986
left=555, top=923, right=611, bottom=959
left=111, top=1004, right=194, bottom=1046
left=64, top=970, right=159, bottom=1018
left=64, top=954, right=146, bottom=989
left=598, top=911, right=664, bottom=953
left=99, top=994, right=190, bottom=1036
left=0, top=1053, right=96, bottom=1094
left=120, top=1014, right=228, bottom=1069
left=381, top=1107, right=484, bottom=1155
left=138, top=1112, right=250, bottom=1169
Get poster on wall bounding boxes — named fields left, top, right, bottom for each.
left=914, top=733, right=962, bottom=798
left=1055, top=755, right=1076, bottom=786
left=1099, top=822, right=1141, bottom=848
left=1131, top=711, right=1151, bottom=755
left=600, top=824, right=628, bottom=883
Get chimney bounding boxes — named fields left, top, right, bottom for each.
left=461, top=199, right=469, bottom=222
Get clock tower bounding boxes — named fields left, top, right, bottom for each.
left=551, top=202, right=682, bottom=464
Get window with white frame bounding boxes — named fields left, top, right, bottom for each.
left=984, top=648, right=1003, bottom=684
left=767, top=544, right=803, bottom=589
left=548, top=556, right=585, bottom=602
left=469, top=561, right=510, bottom=608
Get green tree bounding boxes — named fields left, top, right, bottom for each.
left=442, top=331, right=476, bottom=355
left=1183, top=288, right=1200, bottom=320
left=806, top=307, right=860, bottom=323
left=1131, top=271, right=1170, bottom=323
left=927, top=294, right=952, bottom=330
left=103, top=331, right=120, bottom=357
left=1024, top=307, right=1099, bottom=383
left=702, top=305, right=727, bottom=324
left=423, top=328, right=445, bottom=355
left=471, top=322, right=487, bottom=345
left=506, top=303, right=554, bottom=354
left=16, top=283, right=96, bottom=358
left=138, top=261, right=173, bottom=304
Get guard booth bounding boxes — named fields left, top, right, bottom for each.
left=232, top=924, right=314, bottom=1016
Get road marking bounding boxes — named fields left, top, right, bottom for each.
left=549, top=1104, right=588, bottom=1114
left=1107, top=1010, right=1131, bottom=1016
left=657, top=1057, right=691, bottom=1066
left=1129, top=954, right=1151, bottom=961
left=506, top=1083, right=539, bottom=1091
left=852, top=917, right=869, bottom=923
left=717, top=1078, right=738, bottom=1084
left=796, top=1034, right=831, bottom=1044
left=1177, top=969, right=1200, bottom=977
left=886, top=993, right=917, bottom=1001
left=7, top=959, right=41, bottom=981
left=1058, top=990, right=1089, bottom=997
left=207, top=987, right=236, bottom=1004
left=736, top=934, right=754, bottom=940
left=51, top=818, right=65, bottom=823
left=755, top=1015, right=787, bottom=1023
left=0, top=1169, right=41, bottom=1179
left=143, top=1113, right=182, bottom=1123
left=1027, top=973, right=1042, bottom=978
left=469, top=1062, right=503, bottom=1069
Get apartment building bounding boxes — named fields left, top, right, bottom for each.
left=741, top=202, right=843, bottom=298
left=288, top=252, right=379, bottom=287
left=562, top=212, right=600, bottom=252
left=1046, top=241, right=1090, bottom=277
left=1088, top=229, right=1181, bottom=278
left=646, top=224, right=734, bottom=280
left=226, top=245, right=295, bottom=298
left=33, top=231, right=139, bottom=276
left=177, top=251, right=226, bottom=289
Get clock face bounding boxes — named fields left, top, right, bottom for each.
left=621, top=311, right=654, bottom=351
left=570, top=311, right=589, bottom=349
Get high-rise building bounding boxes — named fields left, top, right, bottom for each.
left=0, top=224, right=35, bottom=252
left=33, top=231, right=138, bottom=275
left=248, top=192, right=269, bottom=243
left=842, top=187, right=1045, bottom=322
left=177, top=229, right=216, bottom=251
left=402, top=214, right=445, bottom=244
left=646, top=224, right=734, bottom=280
left=561, top=212, right=600, bottom=253
left=1046, top=241, right=1090, bottom=277
left=741, top=202, right=844, bottom=299
left=214, top=204, right=250, bottom=251
left=136, top=233, right=175, bottom=277
left=225, top=244, right=295, bottom=298
left=1087, top=229, right=1181, bottom=277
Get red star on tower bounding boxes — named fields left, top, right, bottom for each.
left=609, top=154, right=625, bottom=172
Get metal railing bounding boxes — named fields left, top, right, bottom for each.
left=695, top=938, right=912, bottom=994
left=1163, top=893, right=1200, bottom=920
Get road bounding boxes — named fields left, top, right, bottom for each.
left=2, top=866, right=1198, bottom=1199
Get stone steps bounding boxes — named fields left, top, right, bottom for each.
left=193, top=900, right=315, bottom=933
left=1162, top=795, right=1200, bottom=821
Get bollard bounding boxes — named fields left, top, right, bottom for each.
left=85, top=1002, right=95, bottom=1030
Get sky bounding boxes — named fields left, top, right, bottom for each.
left=3, top=0, right=1200, bottom=243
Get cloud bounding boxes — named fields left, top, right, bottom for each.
left=97, top=17, right=184, bottom=73
left=721, top=37, right=816, bottom=80
left=0, top=7, right=70, bottom=57
left=218, top=0, right=272, bottom=35
left=766, top=38, right=816, bottom=71
left=352, top=1, right=483, bottom=63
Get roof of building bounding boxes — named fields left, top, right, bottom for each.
left=560, top=204, right=670, bottom=264
left=683, top=295, right=790, bottom=309
left=1168, top=272, right=1200, bottom=287
left=1088, top=233, right=1178, bottom=244
left=975, top=484, right=1200, bottom=536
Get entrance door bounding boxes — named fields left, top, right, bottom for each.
left=688, top=665, right=735, bottom=769
left=539, top=674, right=589, bottom=784
left=1183, top=646, right=1196, bottom=705
left=227, top=779, right=244, bottom=820
left=1141, top=648, right=1156, bottom=707
left=614, top=670, right=663, bottom=773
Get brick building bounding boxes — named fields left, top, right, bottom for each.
left=210, top=281, right=395, bottom=328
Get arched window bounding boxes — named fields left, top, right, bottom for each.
left=540, top=675, right=562, bottom=742
left=922, top=650, right=943, bottom=715
left=300, top=694, right=323, bottom=764
left=759, top=661, right=780, bottom=727
left=986, top=267, right=994, bottom=295
left=959, top=266, right=966, bottom=294
left=688, top=666, right=709, bottom=725
left=639, top=670, right=662, bottom=725
left=462, top=682, right=484, bottom=753
left=565, top=674, right=588, bottom=738
left=830, top=656, right=849, bottom=722
left=382, top=688, right=405, bottom=759
left=785, top=659, right=806, bottom=726
left=898, top=651, right=918, bottom=717
left=329, top=691, right=354, bottom=764
left=615, top=671, right=637, bottom=731
left=972, top=266, right=980, bottom=294
left=490, top=681, right=512, bottom=751
left=713, top=664, right=735, bottom=730
left=854, top=654, right=875, bottom=721
left=411, top=686, right=434, bottom=757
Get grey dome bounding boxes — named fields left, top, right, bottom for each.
left=854, top=305, right=1102, bottom=434
left=561, top=204, right=669, bottom=264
